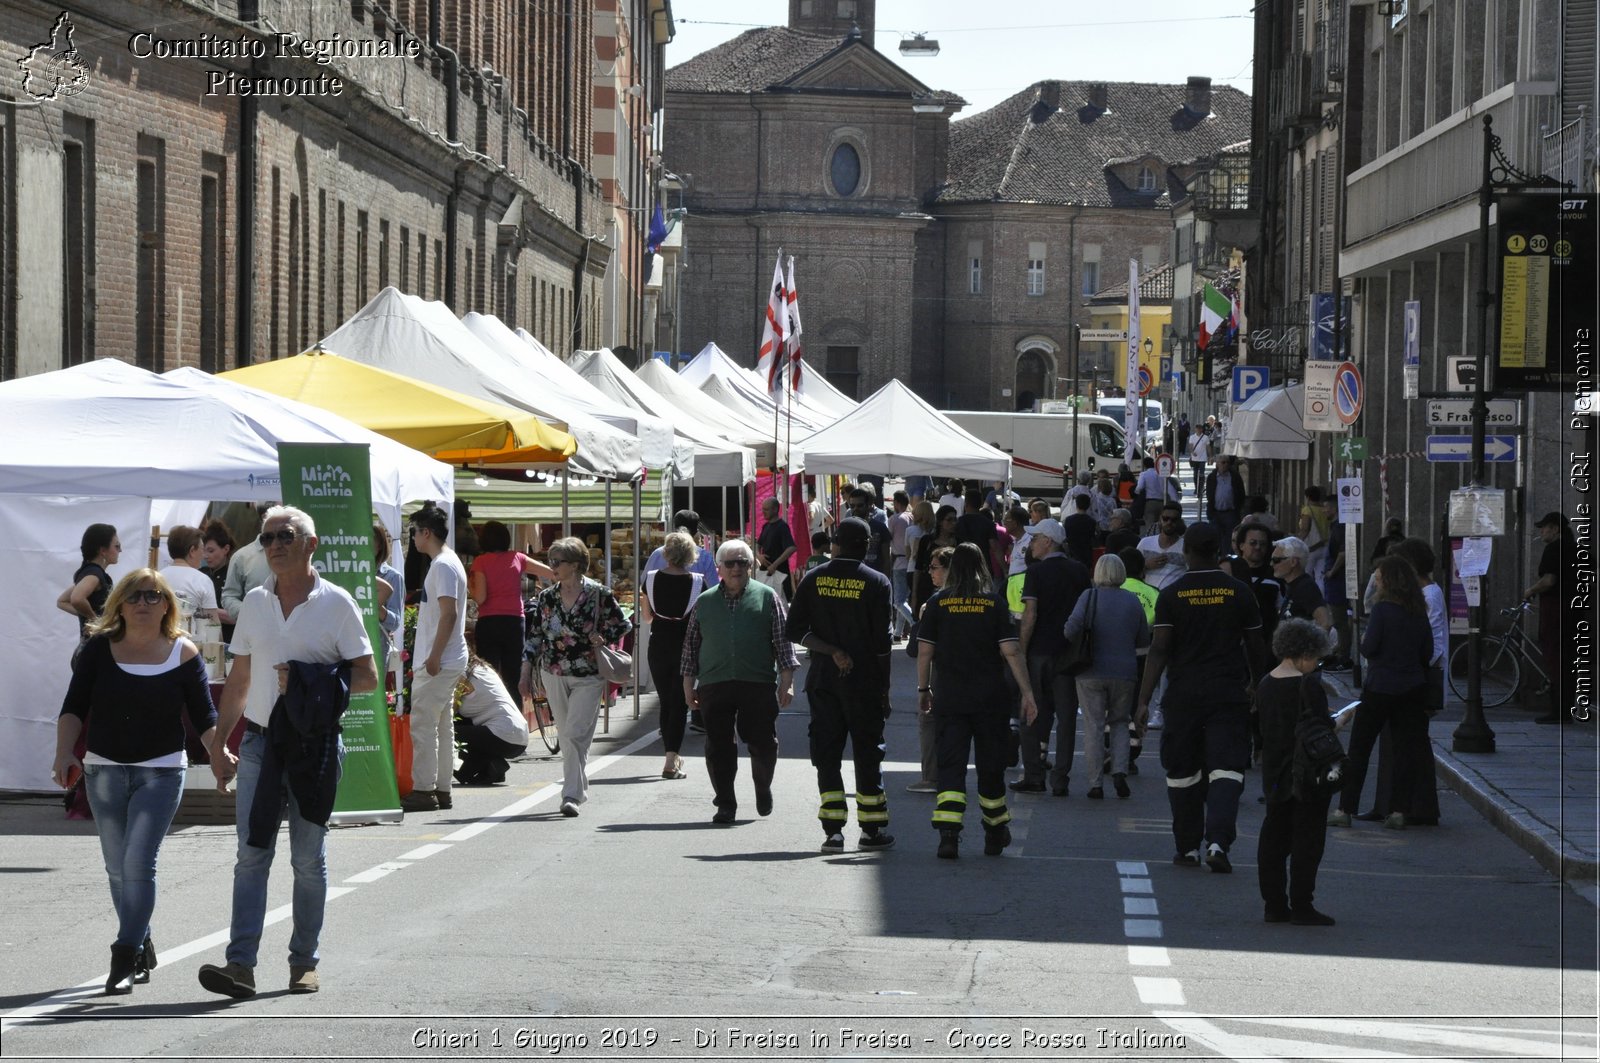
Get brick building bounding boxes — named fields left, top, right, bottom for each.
left=0, top=0, right=671, bottom=382
left=662, top=0, right=1250, bottom=409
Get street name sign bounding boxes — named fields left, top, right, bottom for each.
left=1079, top=329, right=1127, bottom=342
left=1425, top=434, right=1518, bottom=462
left=1424, top=399, right=1521, bottom=427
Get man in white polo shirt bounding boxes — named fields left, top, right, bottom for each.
left=200, top=505, right=375, bottom=999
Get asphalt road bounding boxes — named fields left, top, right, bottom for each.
left=1, top=641, right=1595, bottom=1062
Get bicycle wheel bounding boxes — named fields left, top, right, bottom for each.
left=1448, top=637, right=1519, bottom=707
left=532, top=700, right=560, bottom=756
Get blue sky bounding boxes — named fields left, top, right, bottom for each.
left=666, top=0, right=1258, bottom=116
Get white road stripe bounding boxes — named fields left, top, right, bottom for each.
left=1115, top=860, right=1148, bottom=875
left=342, top=862, right=407, bottom=884
left=1126, top=945, right=1171, bottom=966
left=1120, top=876, right=1154, bottom=893
left=1132, top=976, right=1186, bottom=1005
left=1123, top=897, right=1159, bottom=916
left=1234, top=1016, right=1581, bottom=1055
left=1, top=729, right=661, bottom=1034
left=1122, top=918, right=1163, bottom=938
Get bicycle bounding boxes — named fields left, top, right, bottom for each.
left=527, top=692, right=560, bottom=756
left=1446, top=602, right=1551, bottom=708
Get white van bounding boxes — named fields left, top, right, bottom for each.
left=1097, top=397, right=1165, bottom=452
left=945, top=410, right=1136, bottom=496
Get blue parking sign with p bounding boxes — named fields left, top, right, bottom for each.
left=1231, top=365, right=1269, bottom=404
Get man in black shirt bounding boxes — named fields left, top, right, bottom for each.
left=786, top=518, right=896, bottom=852
left=1269, top=536, right=1330, bottom=632
left=1012, top=519, right=1091, bottom=796
left=1061, top=494, right=1097, bottom=568
left=756, top=497, right=797, bottom=600
left=1137, top=523, right=1266, bottom=873
left=955, top=489, right=1002, bottom=576
left=848, top=487, right=893, bottom=576
left=1221, top=521, right=1285, bottom=648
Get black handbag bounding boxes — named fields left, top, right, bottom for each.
left=1056, top=589, right=1097, bottom=676
left=1293, top=675, right=1347, bottom=798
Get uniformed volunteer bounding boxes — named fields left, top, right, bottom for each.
left=786, top=518, right=896, bottom=854
left=916, top=542, right=1038, bottom=859
left=1136, top=523, right=1267, bottom=874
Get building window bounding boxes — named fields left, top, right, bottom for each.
left=837, top=0, right=856, bottom=18
left=433, top=239, right=442, bottom=301
left=967, top=241, right=982, bottom=294
left=1026, top=241, right=1046, bottom=296
left=269, top=167, right=280, bottom=360
left=199, top=155, right=226, bottom=373
left=400, top=226, right=410, bottom=291
left=355, top=210, right=369, bottom=302
left=135, top=136, right=165, bottom=371
left=1137, top=166, right=1157, bottom=193
left=62, top=116, right=95, bottom=368
left=316, top=190, right=327, bottom=338
left=825, top=345, right=860, bottom=399
left=830, top=143, right=861, bottom=197
left=378, top=219, right=390, bottom=292
left=799, top=0, right=813, bottom=14
left=1080, top=260, right=1100, bottom=297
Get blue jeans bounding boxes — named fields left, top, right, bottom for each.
left=83, top=763, right=185, bottom=948
left=228, top=731, right=342, bottom=969
left=891, top=569, right=911, bottom=634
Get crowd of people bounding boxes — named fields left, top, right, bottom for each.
left=50, top=460, right=1582, bottom=997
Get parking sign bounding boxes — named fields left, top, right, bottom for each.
left=1231, top=365, right=1268, bottom=405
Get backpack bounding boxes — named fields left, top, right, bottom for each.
left=1292, top=675, right=1347, bottom=800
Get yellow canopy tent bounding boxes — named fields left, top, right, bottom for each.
left=221, top=349, right=576, bottom=465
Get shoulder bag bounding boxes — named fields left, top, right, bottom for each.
left=1292, top=674, right=1347, bottom=799
left=1055, top=589, right=1097, bottom=676
left=591, top=583, right=634, bottom=685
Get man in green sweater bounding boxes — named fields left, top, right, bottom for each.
left=681, top=539, right=799, bottom=825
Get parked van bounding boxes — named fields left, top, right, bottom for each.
left=1097, top=397, right=1165, bottom=452
left=945, top=410, right=1136, bottom=497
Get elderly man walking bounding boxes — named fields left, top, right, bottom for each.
left=681, top=540, right=798, bottom=825
left=200, top=506, right=377, bottom=998
left=787, top=518, right=896, bottom=853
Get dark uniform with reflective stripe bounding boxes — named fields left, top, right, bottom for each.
left=917, top=588, right=1017, bottom=836
left=786, top=557, right=893, bottom=836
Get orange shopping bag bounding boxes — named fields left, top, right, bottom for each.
left=389, top=711, right=413, bottom=797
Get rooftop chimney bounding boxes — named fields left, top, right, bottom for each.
left=1036, top=81, right=1061, bottom=111
left=1185, top=76, right=1212, bottom=116
left=1087, top=83, right=1108, bottom=112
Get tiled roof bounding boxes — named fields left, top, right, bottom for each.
left=939, top=80, right=1253, bottom=208
left=1088, top=262, right=1175, bottom=303
left=666, top=27, right=844, bottom=93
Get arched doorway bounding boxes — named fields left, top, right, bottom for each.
left=1015, top=349, right=1051, bottom=410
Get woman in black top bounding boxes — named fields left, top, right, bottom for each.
left=57, top=523, right=122, bottom=641
left=911, top=505, right=959, bottom=619
left=201, top=521, right=236, bottom=642
left=640, top=532, right=705, bottom=780
left=53, top=569, right=219, bottom=995
left=1254, top=618, right=1340, bottom=926
left=1331, top=555, right=1435, bottom=830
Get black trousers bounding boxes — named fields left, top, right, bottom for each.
left=453, top=719, right=527, bottom=784
left=1160, top=693, right=1251, bottom=854
left=932, top=710, right=1010, bottom=832
left=699, top=680, right=778, bottom=813
left=648, top=629, right=690, bottom=754
left=1340, top=685, right=1428, bottom=816
left=1190, top=462, right=1207, bottom=507
left=475, top=615, right=525, bottom=701
left=1019, top=654, right=1079, bottom=787
left=808, top=683, right=888, bottom=832
left=1257, top=791, right=1332, bottom=912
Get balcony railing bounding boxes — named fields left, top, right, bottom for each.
left=1268, top=52, right=1318, bottom=132
left=1542, top=114, right=1590, bottom=190
left=1311, top=15, right=1346, bottom=100
left=1192, top=151, right=1253, bottom=215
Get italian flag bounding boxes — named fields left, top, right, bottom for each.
left=1198, top=281, right=1234, bottom=350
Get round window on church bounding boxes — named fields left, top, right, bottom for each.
left=830, top=143, right=861, bottom=197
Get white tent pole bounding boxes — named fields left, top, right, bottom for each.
left=633, top=474, right=642, bottom=721
left=738, top=482, right=746, bottom=541
left=561, top=473, right=571, bottom=537
left=604, top=480, right=613, bottom=582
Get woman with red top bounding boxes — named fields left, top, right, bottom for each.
left=469, top=521, right=554, bottom=699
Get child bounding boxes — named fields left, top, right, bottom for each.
left=803, top=531, right=832, bottom=576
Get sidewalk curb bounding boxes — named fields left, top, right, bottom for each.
left=1428, top=743, right=1600, bottom=883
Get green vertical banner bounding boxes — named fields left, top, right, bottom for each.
left=277, top=443, right=401, bottom=822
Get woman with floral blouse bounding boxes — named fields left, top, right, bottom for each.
left=520, top=537, right=631, bottom=817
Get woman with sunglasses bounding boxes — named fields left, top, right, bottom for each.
left=53, top=570, right=218, bottom=994
left=911, top=505, right=959, bottom=621
left=521, top=538, right=631, bottom=817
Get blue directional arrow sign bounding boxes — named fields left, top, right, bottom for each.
left=1425, top=434, right=1518, bottom=462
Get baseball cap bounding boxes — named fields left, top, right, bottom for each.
left=1024, top=518, right=1066, bottom=544
left=1534, top=511, right=1566, bottom=529
left=833, top=517, right=871, bottom=550
left=1183, top=522, right=1221, bottom=556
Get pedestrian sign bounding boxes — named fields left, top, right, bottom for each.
left=1336, top=436, right=1368, bottom=461
left=1231, top=365, right=1269, bottom=405
left=1334, top=362, right=1363, bottom=426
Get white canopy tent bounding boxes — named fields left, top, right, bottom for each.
left=636, top=358, right=801, bottom=470
left=794, top=380, right=1014, bottom=480
left=462, top=313, right=688, bottom=477
left=679, top=342, right=835, bottom=432
left=790, top=359, right=860, bottom=418
left=0, top=360, right=453, bottom=792
left=571, top=348, right=757, bottom=486
left=1223, top=383, right=1311, bottom=461
left=320, top=287, right=640, bottom=478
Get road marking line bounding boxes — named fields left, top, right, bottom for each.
left=1126, top=945, right=1170, bottom=966
left=342, top=862, right=407, bottom=884
left=1120, top=876, right=1154, bottom=893
left=1122, top=918, right=1163, bottom=938
left=1115, top=860, right=1148, bottom=875
left=1123, top=897, right=1159, bottom=916
left=1, top=729, right=662, bottom=1034
left=1132, top=976, right=1186, bottom=1005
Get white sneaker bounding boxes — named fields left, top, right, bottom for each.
left=1146, top=710, right=1165, bottom=730
left=560, top=800, right=579, bottom=817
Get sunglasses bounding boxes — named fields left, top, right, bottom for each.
left=126, top=589, right=165, bottom=606
left=258, top=529, right=299, bottom=547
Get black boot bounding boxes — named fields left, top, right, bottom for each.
left=106, top=945, right=139, bottom=995
left=937, top=828, right=960, bottom=859
left=983, top=824, right=1012, bottom=856
left=132, top=935, right=156, bottom=984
